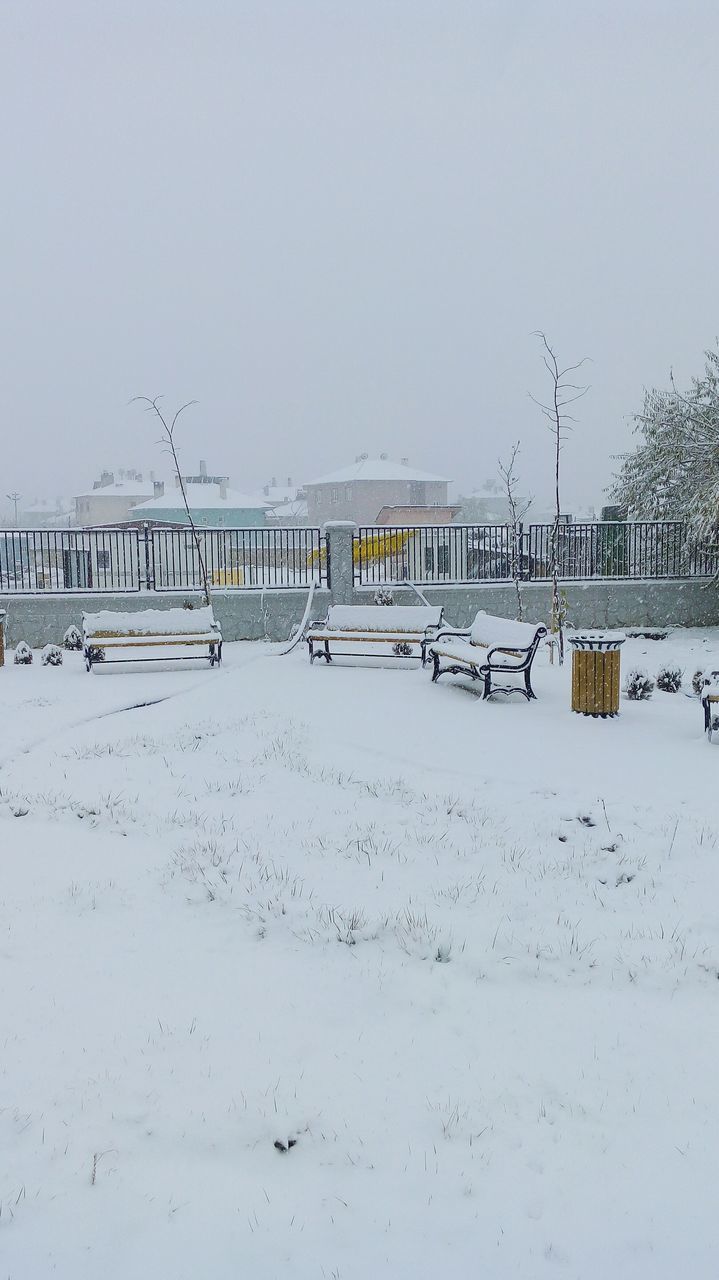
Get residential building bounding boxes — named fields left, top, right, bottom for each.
left=18, top=498, right=74, bottom=529
left=304, top=455, right=449, bottom=527
left=74, top=470, right=155, bottom=526
left=129, top=478, right=268, bottom=527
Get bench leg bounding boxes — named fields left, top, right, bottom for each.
left=431, top=652, right=441, bottom=682
left=525, top=668, right=535, bottom=699
left=324, top=640, right=332, bottom=664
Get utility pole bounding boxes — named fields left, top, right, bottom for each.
left=6, top=492, right=22, bottom=526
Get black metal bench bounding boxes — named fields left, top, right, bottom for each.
left=425, top=611, right=548, bottom=700
left=307, top=604, right=444, bottom=665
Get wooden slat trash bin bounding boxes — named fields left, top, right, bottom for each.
left=568, top=632, right=626, bottom=717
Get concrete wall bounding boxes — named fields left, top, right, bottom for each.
left=0, top=589, right=332, bottom=648
left=1, top=520, right=717, bottom=648
left=368, top=579, right=719, bottom=630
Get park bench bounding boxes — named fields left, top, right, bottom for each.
left=425, top=611, right=548, bottom=700
left=307, top=604, right=444, bottom=665
left=701, top=671, right=719, bottom=741
left=82, top=606, right=222, bottom=672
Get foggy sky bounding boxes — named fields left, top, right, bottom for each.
left=3, top=0, right=719, bottom=515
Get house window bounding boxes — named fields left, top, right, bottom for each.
left=409, top=482, right=426, bottom=505
left=330, top=487, right=340, bottom=504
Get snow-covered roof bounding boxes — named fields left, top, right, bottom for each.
left=266, top=498, right=309, bottom=519
left=75, top=481, right=156, bottom=500
left=130, top=483, right=269, bottom=512
left=306, top=458, right=448, bottom=486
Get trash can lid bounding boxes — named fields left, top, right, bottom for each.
left=568, top=631, right=626, bottom=650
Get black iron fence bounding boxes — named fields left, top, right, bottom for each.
left=0, top=528, right=142, bottom=592
left=152, top=526, right=324, bottom=591
left=0, top=526, right=324, bottom=593
left=354, top=522, right=719, bottom=585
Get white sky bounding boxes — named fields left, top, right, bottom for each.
left=3, top=0, right=718, bottom=513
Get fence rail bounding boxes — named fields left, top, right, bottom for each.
left=1, top=522, right=716, bottom=595
left=0, top=526, right=324, bottom=593
left=354, top=522, right=719, bottom=585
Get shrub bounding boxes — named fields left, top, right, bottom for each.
left=624, top=668, right=654, bottom=701
left=41, top=644, right=63, bottom=667
left=13, top=641, right=33, bottom=665
left=63, top=625, right=83, bottom=650
left=656, top=665, right=682, bottom=693
left=374, top=587, right=394, bottom=606
left=692, top=669, right=705, bottom=697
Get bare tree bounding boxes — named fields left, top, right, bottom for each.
left=497, top=442, right=531, bottom=620
left=132, top=396, right=211, bottom=607
left=530, top=333, right=589, bottom=663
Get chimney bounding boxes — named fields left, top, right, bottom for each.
left=175, top=473, right=181, bottom=488
left=272, top=476, right=277, bottom=488
left=154, top=481, right=164, bottom=498
left=219, top=481, right=227, bottom=500
left=287, top=476, right=292, bottom=488
left=401, top=457, right=409, bottom=466
left=380, top=452, right=388, bottom=460
left=199, top=460, right=207, bottom=477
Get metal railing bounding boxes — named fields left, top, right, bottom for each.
left=0, top=526, right=324, bottom=593
left=0, top=528, right=142, bottom=592
left=354, top=524, right=514, bottom=585
left=353, top=522, right=719, bottom=585
left=152, top=525, right=324, bottom=591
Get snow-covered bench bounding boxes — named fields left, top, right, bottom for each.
left=701, top=671, right=719, bottom=741
left=425, top=611, right=548, bottom=700
left=82, top=606, right=222, bottom=672
left=307, top=604, right=444, bottom=665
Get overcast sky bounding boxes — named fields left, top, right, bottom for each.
left=3, top=0, right=718, bottom=515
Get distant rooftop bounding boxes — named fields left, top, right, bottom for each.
left=306, top=457, right=449, bottom=486
left=74, top=480, right=155, bottom=499
left=131, top=483, right=269, bottom=512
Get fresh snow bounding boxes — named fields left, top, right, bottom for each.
left=2, top=630, right=719, bottom=1278
left=82, top=606, right=219, bottom=636
left=469, top=610, right=546, bottom=647
left=324, top=605, right=443, bottom=632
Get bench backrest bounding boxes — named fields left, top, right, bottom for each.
left=469, top=611, right=547, bottom=650
left=326, top=605, right=443, bottom=633
left=83, top=605, right=219, bottom=638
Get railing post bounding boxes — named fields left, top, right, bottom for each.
left=324, top=521, right=356, bottom=605
left=143, top=523, right=153, bottom=591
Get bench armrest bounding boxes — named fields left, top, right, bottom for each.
left=427, top=628, right=471, bottom=645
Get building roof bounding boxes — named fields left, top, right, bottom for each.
left=74, top=481, right=156, bottom=500
left=305, top=457, right=449, bottom=486
left=375, top=505, right=461, bottom=525
left=130, top=483, right=269, bottom=513
left=266, top=498, right=309, bottom=520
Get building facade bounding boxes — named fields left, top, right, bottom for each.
left=304, top=456, right=449, bottom=527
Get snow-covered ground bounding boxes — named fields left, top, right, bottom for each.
left=2, top=630, right=719, bottom=1278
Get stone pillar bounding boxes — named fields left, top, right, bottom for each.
left=324, top=522, right=357, bottom=606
